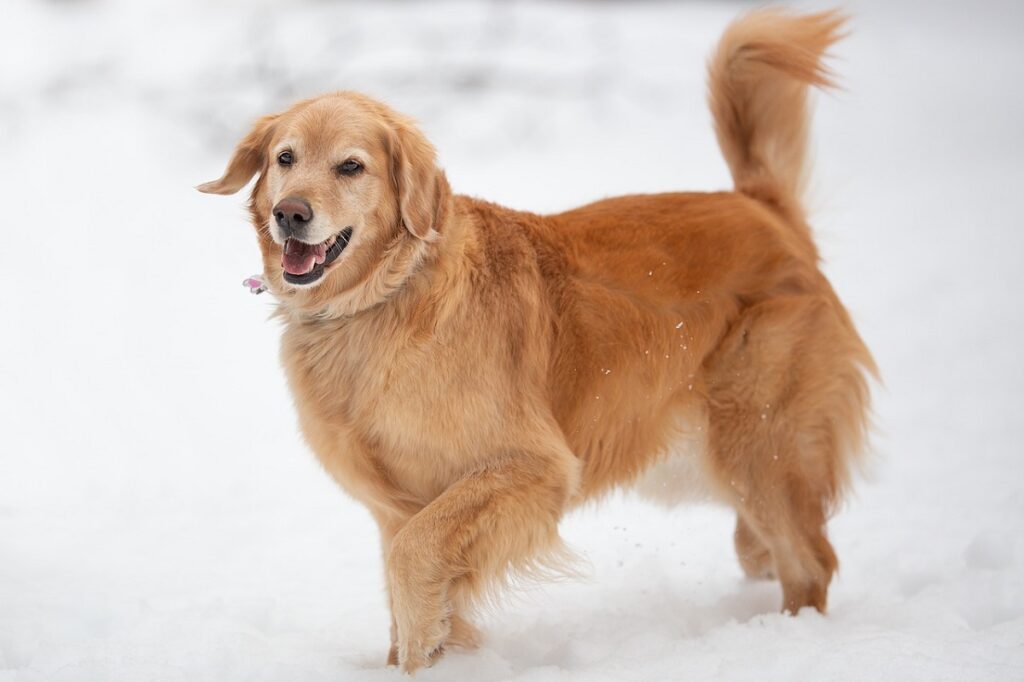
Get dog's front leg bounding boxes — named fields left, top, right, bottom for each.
left=369, top=510, right=409, bottom=668
left=387, top=447, right=578, bottom=673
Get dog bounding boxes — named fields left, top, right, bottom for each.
left=199, top=9, right=873, bottom=673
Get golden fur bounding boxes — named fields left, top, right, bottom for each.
left=199, top=9, right=873, bottom=673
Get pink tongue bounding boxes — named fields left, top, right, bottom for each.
left=282, top=239, right=328, bottom=275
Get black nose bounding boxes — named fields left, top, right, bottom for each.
left=273, top=197, right=313, bottom=233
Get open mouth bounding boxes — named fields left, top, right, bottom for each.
left=281, top=227, right=353, bottom=285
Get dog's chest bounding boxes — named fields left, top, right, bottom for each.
left=282, top=317, right=507, bottom=480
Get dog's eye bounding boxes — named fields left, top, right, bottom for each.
left=337, top=159, right=363, bottom=176
left=277, top=151, right=294, bottom=167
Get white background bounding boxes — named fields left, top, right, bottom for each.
left=1, top=0, right=1022, bottom=679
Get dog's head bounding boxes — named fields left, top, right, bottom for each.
left=199, top=92, right=450, bottom=314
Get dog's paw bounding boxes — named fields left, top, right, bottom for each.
left=387, top=532, right=463, bottom=673
left=398, top=613, right=450, bottom=674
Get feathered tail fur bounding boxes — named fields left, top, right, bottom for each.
left=708, top=9, right=846, bottom=226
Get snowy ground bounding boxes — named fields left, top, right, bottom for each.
left=2, top=0, right=1023, bottom=679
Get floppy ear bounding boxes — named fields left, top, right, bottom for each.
left=197, top=114, right=279, bottom=195
left=389, top=121, right=451, bottom=239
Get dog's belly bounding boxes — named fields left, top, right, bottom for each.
left=631, top=409, right=718, bottom=506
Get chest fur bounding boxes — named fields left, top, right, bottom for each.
left=280, top=314, right=516, bottom=496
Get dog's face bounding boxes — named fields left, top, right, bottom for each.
left=199, top=92, right=449, bottom=312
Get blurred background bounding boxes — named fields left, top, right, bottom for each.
left=1, top=0, right=1022, bottom=680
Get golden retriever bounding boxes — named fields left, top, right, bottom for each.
left=199, top=9, right=873, bottom=673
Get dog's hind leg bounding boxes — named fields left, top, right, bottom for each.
left=731, top=474, right=838, bottom=613
left=734, top=516, right=775, bottom=580
left=704, top=295, right=871, bottom=613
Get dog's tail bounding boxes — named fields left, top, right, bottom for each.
left=708, top=9, right=845, bottom=226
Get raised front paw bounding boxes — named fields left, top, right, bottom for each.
left=396, top=611, right=450, bottom=674
left=386, top=611, right=481, bottom=672
left=387, top=541, right=452, bottom=673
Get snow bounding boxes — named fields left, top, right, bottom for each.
left=2, top=0, right=1023, bottom=679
